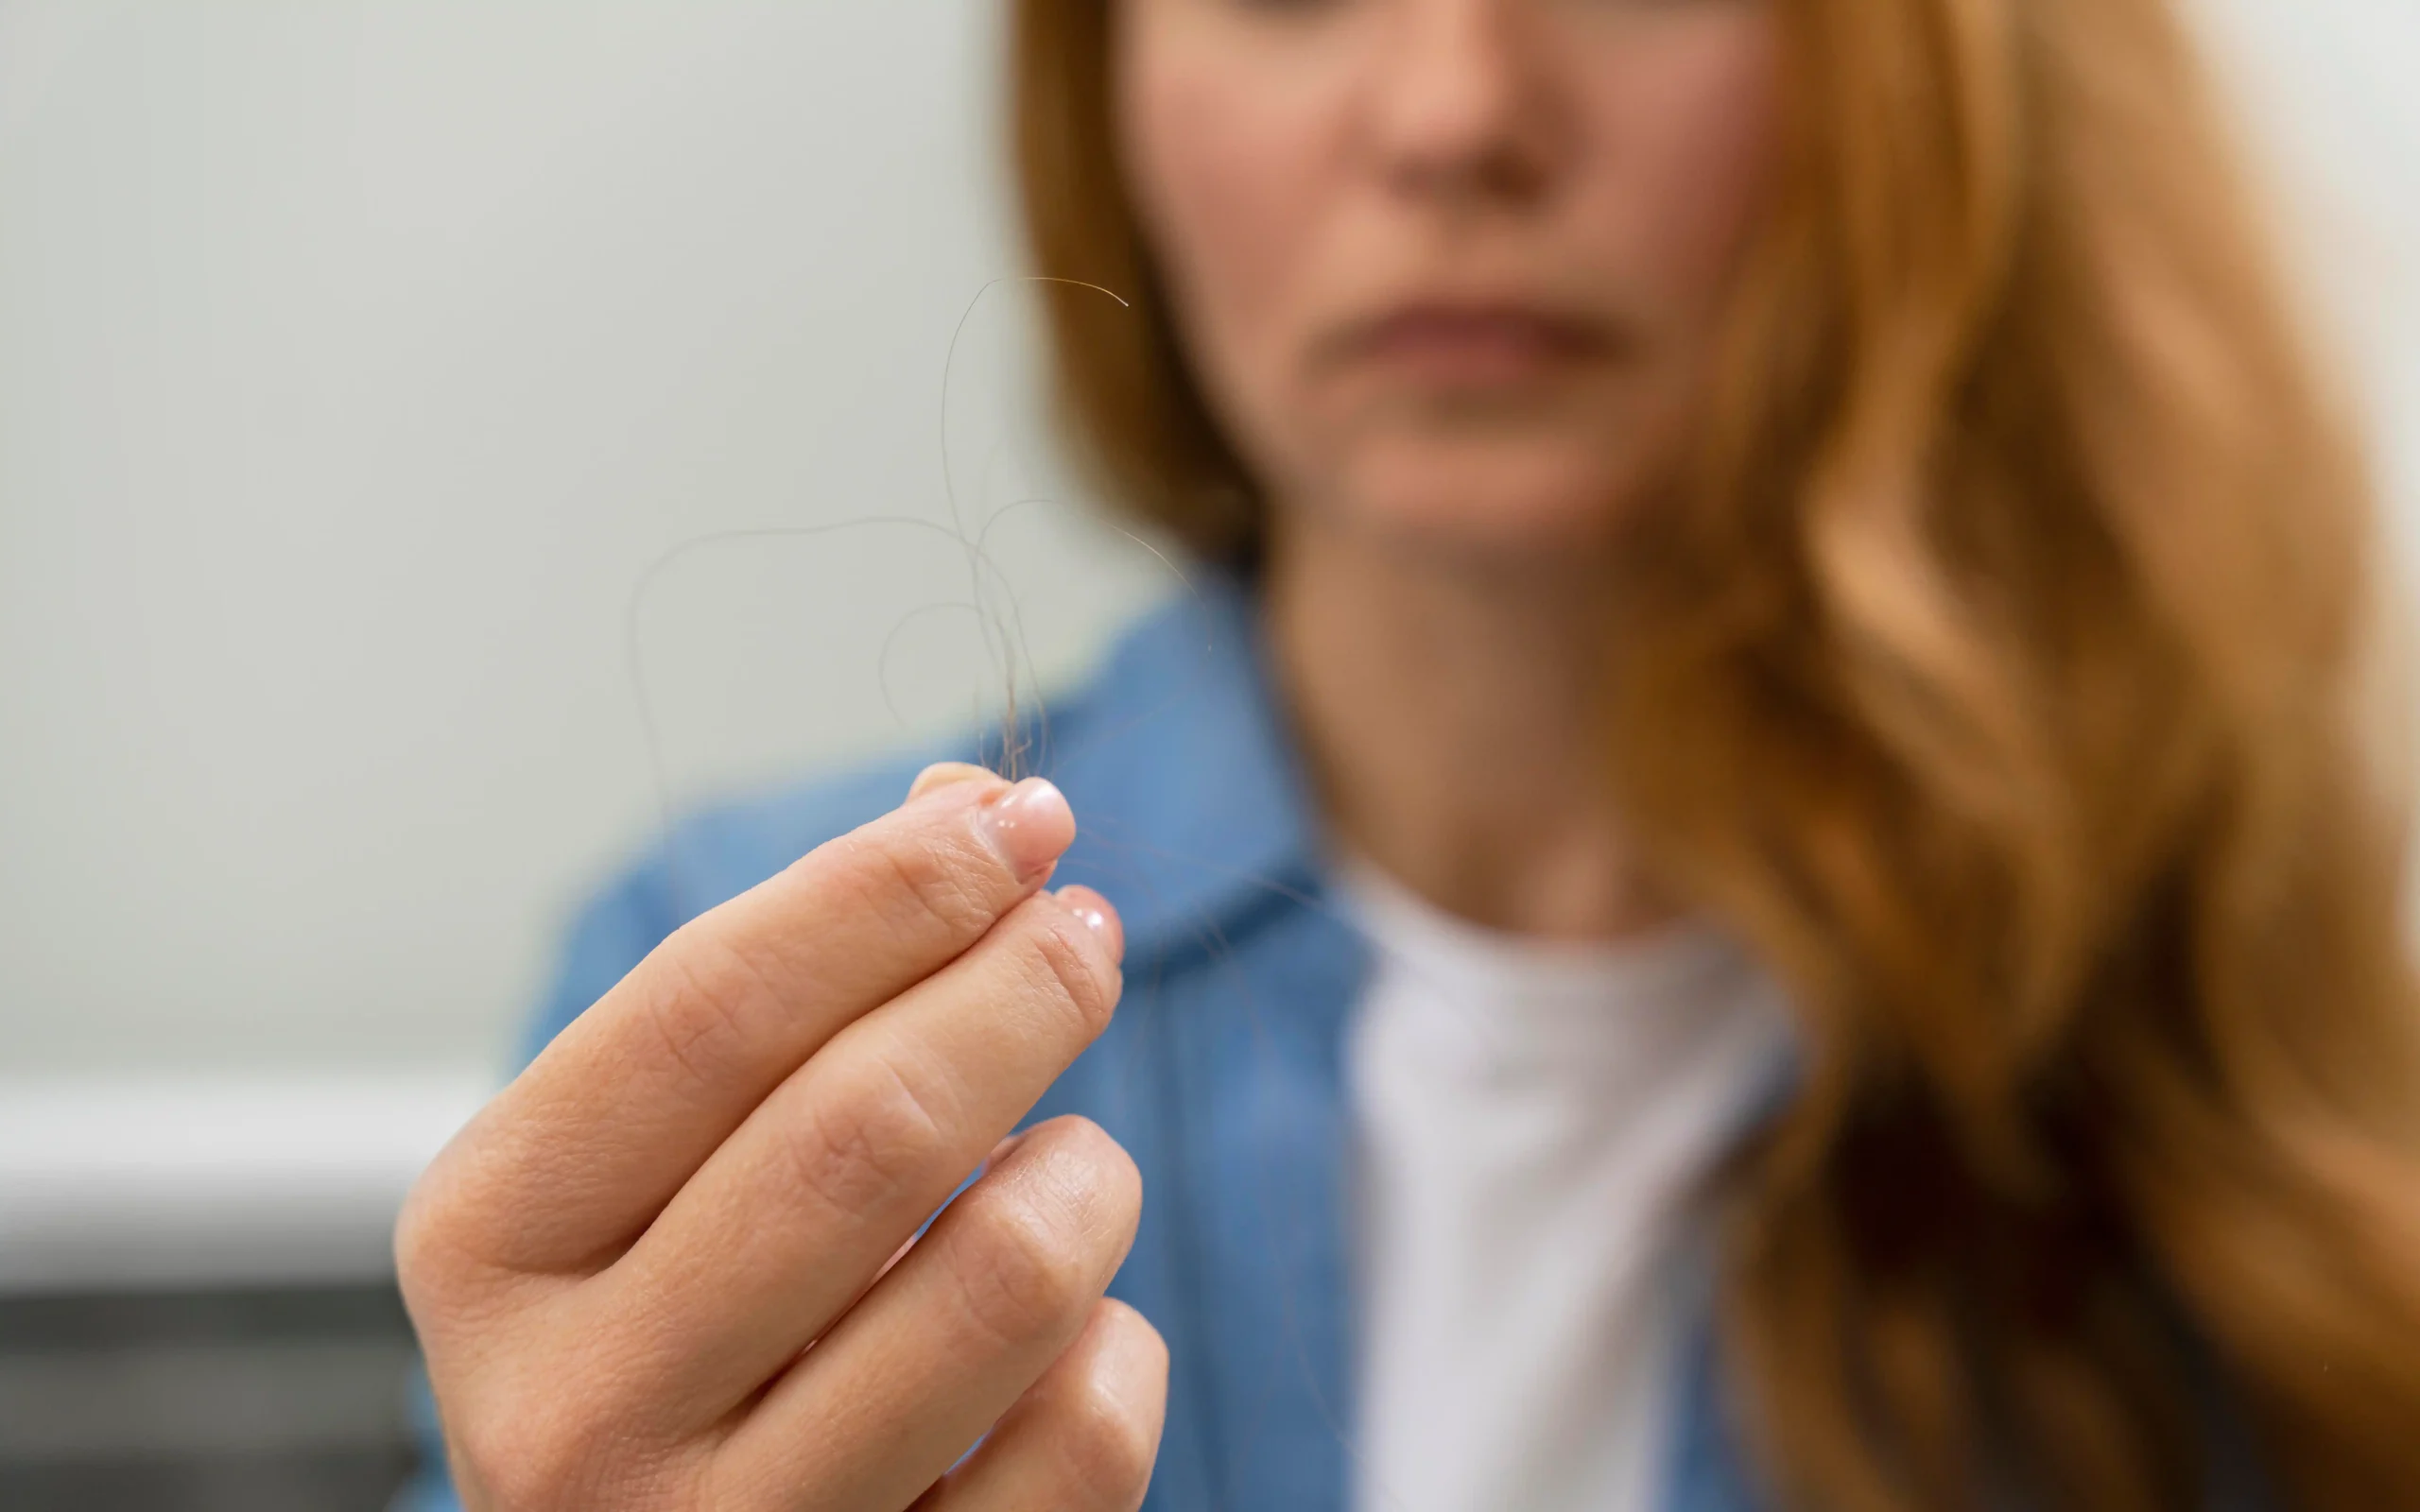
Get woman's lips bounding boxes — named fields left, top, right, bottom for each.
left=1325, top=302, right=1619, bottom=387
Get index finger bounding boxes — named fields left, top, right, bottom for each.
left=415, top=767, right=1077, bottom=1278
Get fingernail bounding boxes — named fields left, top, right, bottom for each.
left=975, top=777, right=1074, bottom=882
left=905, top=761, right=998, bottom=810
left=1054, top=885, right=1125, bottom=963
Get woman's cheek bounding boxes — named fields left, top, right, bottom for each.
left=1119, top=42, right=1335, bottom=443
left=1597, top=18, right=1782, bottom=320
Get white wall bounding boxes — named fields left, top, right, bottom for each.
left=0, top=2, right=1173, bottom=1076
left=2195, top=0, right=2420, bottom=558
left=0, top=1, right=2414, bottom=1082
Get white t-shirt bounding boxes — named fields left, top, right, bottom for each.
left=1339, top=859, right=1790, bottom=1512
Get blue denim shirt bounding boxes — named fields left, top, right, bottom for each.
left=402, top=574, right=2268, bottom=1512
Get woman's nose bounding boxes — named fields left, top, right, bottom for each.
left=1361, top=0, right=1564, bottom=207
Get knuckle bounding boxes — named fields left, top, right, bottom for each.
left=1055, top=1312, right=1167, bottom=1508
left=392, top=1140, right=503, bottom=1316
left=779, top=1054, right=953, bottom=1218
left=445, top=1374, right=601, bottom=1509
left=1059, top=1384, right=1161, bottom=1508
left=1016, top=907, right=1122, bottom=1040
left=856, top=828, right=1003, bottom=941
left=950, top=1182, right=1102, bottom=1349
left=492, top=1426, right=621, bottom=1508
left=432, top=1314, right=689, bottom=1508
left=639, top=928, right=777, bottom=1094
left=1044, top=1116, right=1145, bottom=1232
left=391, top=1171, right=456, bottom=1306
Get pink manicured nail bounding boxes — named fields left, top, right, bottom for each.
left=904, top=761, right=999, bottom=810
left=974, top=777, right=1074, bottom=882
left=1053, top=885, right=1124, bottom=963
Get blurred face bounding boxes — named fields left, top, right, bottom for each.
left=1116, top=0, right=1780, bottom=560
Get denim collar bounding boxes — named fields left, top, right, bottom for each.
left=1029, top=572, right=1327, bottom=965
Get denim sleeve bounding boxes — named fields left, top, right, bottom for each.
left=389, top=858, right=683, bottom=1511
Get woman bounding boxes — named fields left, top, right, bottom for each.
left=397, top=0, right=2420, bottom=1508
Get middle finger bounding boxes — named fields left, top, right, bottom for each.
left=713, top=1115, right=1146, bottom=1512
left=578, top=883, right=1127, bottom=1420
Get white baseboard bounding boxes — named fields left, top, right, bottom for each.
left=0, top=1073, right=493, bottom=1294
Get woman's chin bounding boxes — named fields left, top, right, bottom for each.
left=1325, top=443, right=1656, bottom=566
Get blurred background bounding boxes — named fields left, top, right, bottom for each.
left=0, top=2, right=2412, bottom=1507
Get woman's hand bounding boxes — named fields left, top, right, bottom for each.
left=396, top=764, right=1165, bottom=1512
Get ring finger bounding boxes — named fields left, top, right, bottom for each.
left=707, top=1115, right=1146, bottom=1512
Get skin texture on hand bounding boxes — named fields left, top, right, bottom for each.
left=396, top=766, right=1166, bottom=1512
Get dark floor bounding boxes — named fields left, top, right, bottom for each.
left=0, top=1284, right=424, bottom=1512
